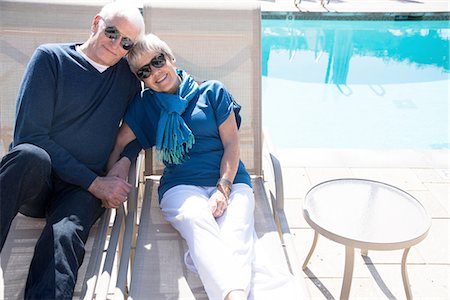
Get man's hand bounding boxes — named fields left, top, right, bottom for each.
left=88, top=176, right=132, bottom=208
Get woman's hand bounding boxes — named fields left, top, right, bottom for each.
left=208, top=190, right=228, bottom=218
left=107, top=156, right=131, bottom=180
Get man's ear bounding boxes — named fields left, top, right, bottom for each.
left=91, top=15, right=102, bottom=33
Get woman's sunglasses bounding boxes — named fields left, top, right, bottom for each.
left=101, top=17, right=134, bottom=51
left=136, top=53, right=167, bottom=79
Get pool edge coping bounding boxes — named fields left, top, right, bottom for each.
left=262, top=11, right=450, bottom=20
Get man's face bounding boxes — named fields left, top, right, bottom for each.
left=89, top=15, right=140, bottom=66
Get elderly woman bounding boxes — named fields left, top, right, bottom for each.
left=108, top=33, right=301, bottom=300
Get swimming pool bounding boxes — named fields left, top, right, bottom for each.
left=262, top=18, right=450, bottom=150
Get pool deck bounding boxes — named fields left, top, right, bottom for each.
left=261, top=1, right=449, bottom=299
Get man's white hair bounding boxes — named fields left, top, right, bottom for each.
left=99, top=1, right=145, bottom=39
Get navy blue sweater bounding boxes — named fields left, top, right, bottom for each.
left=12, top=43, right=141, bottom=189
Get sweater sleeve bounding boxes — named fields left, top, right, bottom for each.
left=120, top=139, right=143, bottom=162
left=123, top=90, right=159, bottom=150
left=13, top=46, right=98, bottom=189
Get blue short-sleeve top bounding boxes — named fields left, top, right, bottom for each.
left=124, top=80, right=252, bottom=200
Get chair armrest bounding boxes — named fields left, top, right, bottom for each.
left=262, top=130, right=310, bottom=297
left=115, top=154, right=144, bottom=297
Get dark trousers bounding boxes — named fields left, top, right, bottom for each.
left=0, top=144, right=104, bottom=299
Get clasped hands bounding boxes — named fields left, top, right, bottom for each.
left=88, top=157, right=132, bottom=208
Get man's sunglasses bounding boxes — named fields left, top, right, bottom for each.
left=136, top=53, right=167, bottom=79
left=101, top=18, right=134, bottom=51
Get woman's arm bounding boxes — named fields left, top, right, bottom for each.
left=218, top=111, right=240, bottom=185
left=106, top=122, right=137, bottom=179
left=209, top=111, right=240, bottom=217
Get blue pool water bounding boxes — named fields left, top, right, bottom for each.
left=262, top=19, right=450, bottom=150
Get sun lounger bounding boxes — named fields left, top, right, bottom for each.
left=0, top=1, right=138, bottom=298
left=122, top=1, right=309, bottom=298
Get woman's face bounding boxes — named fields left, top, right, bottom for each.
left=136, top=51, right=180, bottom=94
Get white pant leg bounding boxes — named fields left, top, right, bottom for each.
left=216, top=184, right=256, bottom=297
left=161, top=184, right=255, bottom=300
left=248, top=238, right=306, bottom=300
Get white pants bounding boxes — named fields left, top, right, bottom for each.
left=161, top=184, right=303, bottom=300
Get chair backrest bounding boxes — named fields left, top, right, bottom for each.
left=143, top=0, right=262, bottom=177
left=0, top=0, right=111, bottom=158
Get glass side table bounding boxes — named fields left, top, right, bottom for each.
left=302, top=178, right=431, bottom=299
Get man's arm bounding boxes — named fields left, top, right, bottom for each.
left=13, top=47, right=99, bottom=189
left=14, top=46, right=132, bottom=208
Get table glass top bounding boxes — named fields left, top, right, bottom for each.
left=303, top=179, right=431, bottom=245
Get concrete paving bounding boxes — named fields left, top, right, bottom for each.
left=276, top=149, right=449, bottom=299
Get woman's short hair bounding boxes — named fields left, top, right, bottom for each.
left=127, top=33, right=175, bottom=74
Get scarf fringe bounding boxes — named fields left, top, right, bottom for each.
left=156, top=134, right=195, bottom=164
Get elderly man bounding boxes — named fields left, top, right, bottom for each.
left=0, top=2, right=144, bottom=298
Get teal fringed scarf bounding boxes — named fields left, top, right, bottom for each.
left=154, top=69, right=199, bottom=164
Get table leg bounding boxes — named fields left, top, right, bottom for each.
left=340, top=246, right=355, bottom=300
left=302, top=231, right=319, bottom=270
left=401, top=247, right=412, bottom=300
